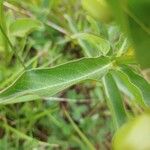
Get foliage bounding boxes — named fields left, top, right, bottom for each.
left=107, top=0, right=150, bottom=68
left=0, top=0, right=149, bottom=149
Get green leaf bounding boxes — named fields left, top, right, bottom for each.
left=103, top=72, right=127, bottom=129
left=9, top=18, right=42, bottom=37
left=0, top=57, right=111, bottom=104
left=108, top=0, right=150, bottom=68
left=107, top=0, right=128, bottom=32
left=71, top=33, right=110, bottom=56
left=127, top=0, right=150, bottom=68
left=121, top=66, right=150, bottom=106
left=65, top=15, right=108, bottom=57
left=111, top=69, right=146, bottom=107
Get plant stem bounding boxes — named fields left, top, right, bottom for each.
left=64, top=107, right=95, bottom=150
left=0, top=25, right=26, bottom=69
left=0, top=0, right=9, bottom=58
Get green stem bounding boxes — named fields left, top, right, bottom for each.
left=64, top=108, right=95, bottom=150
left=2, top=123, right=59, bottom=148
left=0, top=0, right=9, bottom=57
left=0, top=25, right=26, bottom=69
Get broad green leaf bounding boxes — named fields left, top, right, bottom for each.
left=0, top=57, right=111, bottom=104
left=127, top=0, right=150, bottom=68
left=9, top=18, right=42, bottom=37
left=107, top=0, right=128, bottom=32
left=108, top=0, right=150, bottom=68
left=112, top=69, right=146, bottom=107
left=121, top=66, right=150, bottom=106
left=71, top=33, right=110, bottom=56
left=103, top=72, right=127, bottom=129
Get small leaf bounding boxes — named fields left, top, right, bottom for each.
left=103, top=72, right=127, bottom=129
left=72, top=33, right=110, bottom=56
left=0, top=57, right=111, bottom=104
left=121, top=66, right=150, bottom=106
left=112, top=69, right=146, bottom=107
left=9, top=18, right=42, bottom=37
